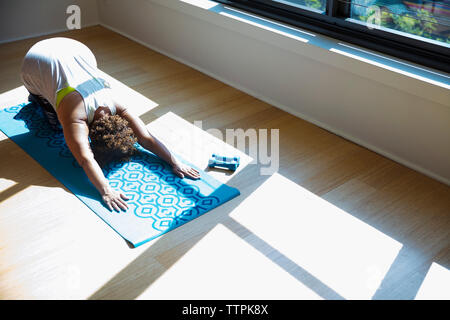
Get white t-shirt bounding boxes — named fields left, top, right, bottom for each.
left=20, top=37, right=116, bottom=124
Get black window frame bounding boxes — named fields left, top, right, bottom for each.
left=214, top=0, right=450, bottom=73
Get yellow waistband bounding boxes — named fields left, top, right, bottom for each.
left=56, top=86, right=76, bottom=108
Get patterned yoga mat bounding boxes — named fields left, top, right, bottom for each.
left=0, top=102, right=240, bottom=247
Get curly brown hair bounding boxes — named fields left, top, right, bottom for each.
left=89, top=114, right=137, bottom=167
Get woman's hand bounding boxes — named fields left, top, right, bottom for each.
left=102, top=188, right=130, bottom=212
left=172, top=161, right=201, bottom=180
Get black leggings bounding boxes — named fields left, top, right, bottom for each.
left=28, top=93, right=62, bottom=131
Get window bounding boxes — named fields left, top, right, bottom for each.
left=214, top=0, right=450, bottom=72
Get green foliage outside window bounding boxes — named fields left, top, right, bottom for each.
left=305, top=0, right=325, bottom=10
left=358, top=6, right=450, bottom=43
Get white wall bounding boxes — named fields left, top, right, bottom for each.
left=98, top=0, right=450, bottom=184
left=0, top=0, right=99, bottom=43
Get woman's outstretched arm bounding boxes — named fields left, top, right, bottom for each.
left=58, top=92, right=129, bottom=212
left=62, top=121, right=130, bottom=211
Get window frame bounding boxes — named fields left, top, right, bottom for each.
left=214, top=0, right=450, bottom=73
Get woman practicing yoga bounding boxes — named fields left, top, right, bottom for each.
left=21, top=37, right=200, bottom=212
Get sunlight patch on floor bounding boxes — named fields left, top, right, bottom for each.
left=0, top=86, right=29, bottom=108
left=415, top=262, right=450, bottom=300
left=229, top=173, right=403, bottom=299
left=0, top=178, right=17, bottom=194
left=137, top=224, right=323, bottom=299
left=0, top=131, right=8, bottom=142
left=146, top=111, right=253, bottom=184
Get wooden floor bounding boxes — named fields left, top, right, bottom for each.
left=0, top=26, right=449, bottom=300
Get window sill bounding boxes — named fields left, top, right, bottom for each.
left=147, top=0, right=450, bottom=107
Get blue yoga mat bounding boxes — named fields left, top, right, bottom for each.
left=0, top=102, right=240, bottom=247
